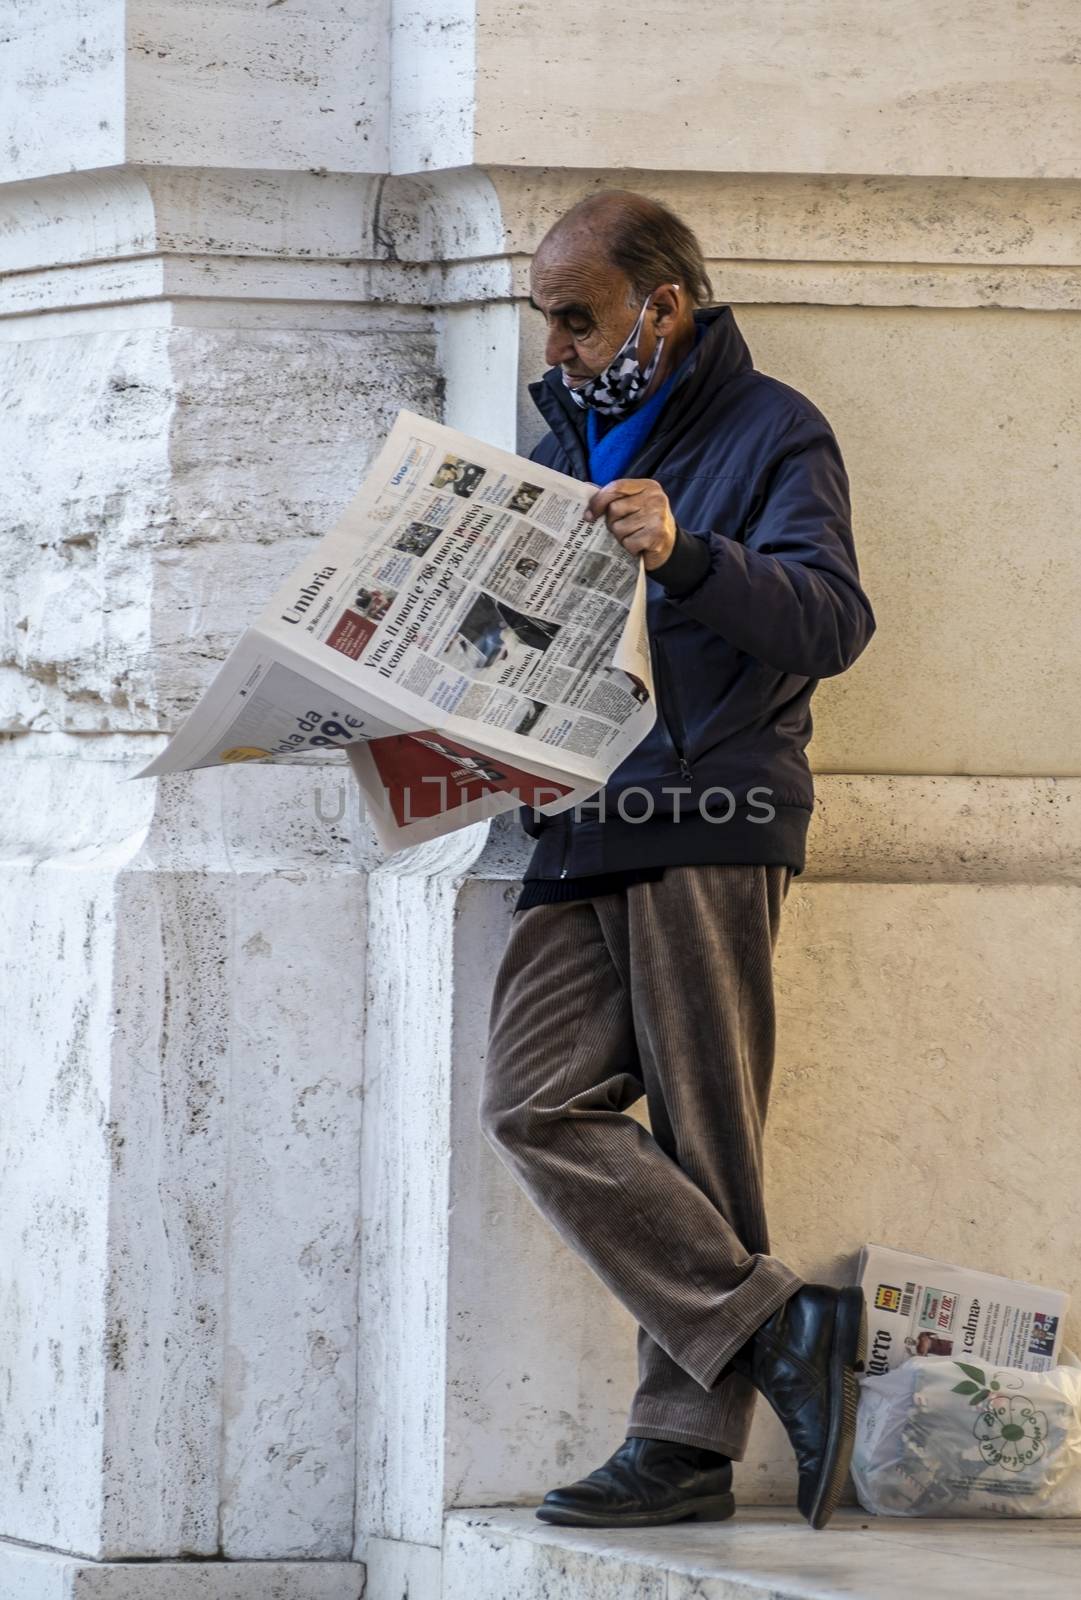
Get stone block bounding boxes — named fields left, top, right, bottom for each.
left=1, top=0, right=389, bottom=186
left=0, top=326, right=441, bottom=735
left=0, top=750, right=373, bottom=1558
left=467, top=1, right=1081, bottom=179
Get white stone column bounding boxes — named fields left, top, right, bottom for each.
left=0, top=7, right=439, bottom=1588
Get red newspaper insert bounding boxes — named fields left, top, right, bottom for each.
left=368, top=732, right=573, bottom=826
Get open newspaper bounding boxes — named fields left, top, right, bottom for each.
left=132, top=411, right=656, bottom=850
left=858, top=1244, right=1068, bottom=1376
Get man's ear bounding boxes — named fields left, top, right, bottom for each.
left=651, top=282, right=683, bottom=335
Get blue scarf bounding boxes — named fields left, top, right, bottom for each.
left=586, top=321, right=705, bottom=484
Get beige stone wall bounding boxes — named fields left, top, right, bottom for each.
left=467, top=0, right=1081, bottom=177
left=706, top=303, right=1081, bottom=777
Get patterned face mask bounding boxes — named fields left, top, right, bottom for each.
left=562, top=293, right=666, bottom=417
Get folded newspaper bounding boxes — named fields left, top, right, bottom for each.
left=859, top=1244, right=1068, bottom=1376
left=133, top=411, right=656, bottom=851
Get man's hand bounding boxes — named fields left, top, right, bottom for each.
left=584, top=478, right=677, bottom=571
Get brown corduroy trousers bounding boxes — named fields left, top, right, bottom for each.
left=479, top=862, right=803, bottom=1460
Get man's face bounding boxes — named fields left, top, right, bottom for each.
left=529, top=241, right=651, bottom=388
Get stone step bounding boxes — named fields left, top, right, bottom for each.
left=443, top=1505, right=1081, bottom=1600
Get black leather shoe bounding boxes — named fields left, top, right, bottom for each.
left=735, top=1284, right=867, bottom=1530
left=535, top=1436, right=736, bottom=1528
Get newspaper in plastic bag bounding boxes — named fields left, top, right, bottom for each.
left=858, top=1243, right=1068, bottom=1376
left=852, top=1350, right=1081, bottom=1517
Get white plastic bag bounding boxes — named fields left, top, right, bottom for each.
left=851, top=1351, right=1081, bottom=1516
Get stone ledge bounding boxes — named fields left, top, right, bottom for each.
left=5, top=254, right=1078, bottom=324
left=0, top=1541, right=364, bottom=1600
left=3, top=167, right=1080, bottom=325
left=476, top=776, right=1081, bottom=885
left=5, top=168, right=1081, bottom=272
left=443, top=1505, right=1081, bottom=1600
left=3, top=751, right=1078, bottom=885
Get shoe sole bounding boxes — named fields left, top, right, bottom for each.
left=807, top=1286, right=867, bottom=1531
left=535, top=1490, right=736, bottom=1529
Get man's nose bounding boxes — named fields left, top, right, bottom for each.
left=544, top=320, right=576, bottom=368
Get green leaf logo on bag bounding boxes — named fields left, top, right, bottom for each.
left=951, top=1360, right=996, bottom=1407
left=951, top=1364, right=1049, bottom=1473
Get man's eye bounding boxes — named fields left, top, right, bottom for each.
left=568, top=323, right=592, bottom=339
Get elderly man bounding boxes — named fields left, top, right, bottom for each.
left=479, top=191, right=876, bottom=1532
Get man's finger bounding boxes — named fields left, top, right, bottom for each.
left=608, top=508, right=652, bottom=540
left=585, top=479, right=649, bottom=522
left=606, top=497, right=651, bottom=527
left=603, top=488, right=662, bottom=525
left=618, top=530, right=656, bottom=557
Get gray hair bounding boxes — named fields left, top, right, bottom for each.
left=545, top=189, right=714, bottom=308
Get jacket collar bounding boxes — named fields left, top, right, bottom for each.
left=528, top=305, right=754, bottom=481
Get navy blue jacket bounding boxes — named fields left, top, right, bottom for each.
left=520, top=304, right=876, bottom=879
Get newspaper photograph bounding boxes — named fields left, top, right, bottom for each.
left=132, top=410, right=656, bottom=851
left=858, top=1243, right=1069, bottom=1376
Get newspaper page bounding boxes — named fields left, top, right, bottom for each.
left=858, top=1244, right=1069, bottom=1376
left=133, top=411, right=656, bottom=851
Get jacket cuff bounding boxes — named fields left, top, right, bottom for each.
left=649, top=524, right=712, bottom=597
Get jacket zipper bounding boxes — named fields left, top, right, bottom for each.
left=653, top=635, right=693, bottom=782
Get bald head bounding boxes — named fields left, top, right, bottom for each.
left=529, top=189, right=709, bottom=397
left=534, top=190, right=713, bottom=309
